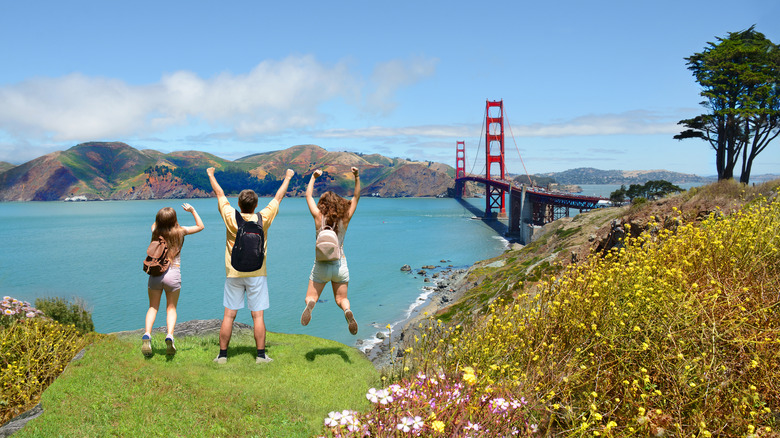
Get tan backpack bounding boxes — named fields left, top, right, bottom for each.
left=315, top=222, right=341, bottom=261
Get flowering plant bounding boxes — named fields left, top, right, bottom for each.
left=1, top=296, right=44, bottom=328
left=323, top=369, right=535, bottom=436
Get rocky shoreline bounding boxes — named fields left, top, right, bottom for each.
left=360, top=263, right=474, bottom=371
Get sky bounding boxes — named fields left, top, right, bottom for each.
left=0, top=1, right=778, bottom=177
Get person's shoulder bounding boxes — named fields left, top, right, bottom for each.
left=218, top=196, right=234, bottom=212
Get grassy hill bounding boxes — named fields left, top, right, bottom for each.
left=10, top=329, right=379, bottom=437
left=396, top=179, right=780, bottom=436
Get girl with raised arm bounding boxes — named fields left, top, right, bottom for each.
left=300, top=167, right=360, bottom=334
left=142, top=203, right=204, bottom=357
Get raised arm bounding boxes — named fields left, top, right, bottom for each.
left=180, top=203, right=205, bottom=235
left=273, top=169, right=295, bottom=204
left=206, top=167, right=225, bottom=198
left=346, top=167, right=360, bottom=220
left=305, top=169, right=322, bottom=218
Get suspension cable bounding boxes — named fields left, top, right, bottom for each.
left=503, top=105, right=533, bottom=186
left=468, top=104, right=487, bottom=176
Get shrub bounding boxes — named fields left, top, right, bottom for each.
left=34, top=296, right=94, bottom=333
left=0, top=318, right=91, bottom=424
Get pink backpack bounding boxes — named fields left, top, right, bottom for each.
left=315, top=223, right=341, bottom=261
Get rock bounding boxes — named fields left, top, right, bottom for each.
left=376, top=332, right=386, bottom=340
left=424, top=278, right=430, bottom=282
left=422, top=265, right=436, bottom=269
left=417, top=270, right=427, bottom=275
left=401, top=264, right=411, bottom=271
left=0, top=403, right=43, bottom=437
left=485, top=260, right=506, bottom=268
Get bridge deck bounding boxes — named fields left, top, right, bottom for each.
left=456, top=175, right=606, bottom=210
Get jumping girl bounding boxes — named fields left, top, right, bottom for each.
left=300, top=167, right=360, bottom=335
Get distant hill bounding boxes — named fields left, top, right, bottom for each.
left=0, top=142, right=455, bottom=201
left=0, top=162, right=14, bottom=174
left=532, top=167, right=714, bottom=185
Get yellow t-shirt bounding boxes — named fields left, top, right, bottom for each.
left=218, top=196, right=279, bottom=277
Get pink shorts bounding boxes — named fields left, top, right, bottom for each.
left=147, top=266, right=182, bottom=293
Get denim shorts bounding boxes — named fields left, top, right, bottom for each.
left=147, top=266, right=181, bottom=293
left=223, top=276, right=269, bottom=311
left=309, top=258, right=349, bottom=284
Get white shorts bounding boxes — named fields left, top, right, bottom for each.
left=309, top=258, right=350, bottom=284
left=223, top=276, right=269, bottom=311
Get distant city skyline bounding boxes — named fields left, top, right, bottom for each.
left=0, top=1, right=778, bottom=177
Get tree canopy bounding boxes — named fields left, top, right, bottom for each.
left=610, top=180, right=683, bottom=203
left=675, top=26, right=780, bottom=184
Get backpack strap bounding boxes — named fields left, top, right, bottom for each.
left=235, top=209, right=262, bottom=227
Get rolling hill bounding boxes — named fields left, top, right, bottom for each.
left=0, top=142, right=456, bottom=201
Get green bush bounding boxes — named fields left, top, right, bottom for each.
left=34, top=297, right=94, bottom=333
left=0, top=318, right=91, bottom=425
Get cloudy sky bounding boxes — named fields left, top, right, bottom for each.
left=1, top=0, right=778, bottom=177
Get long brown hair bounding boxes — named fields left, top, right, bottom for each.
left=317, top=191, right=350, bottom=234
left=151, top=207, right=186, bottom=261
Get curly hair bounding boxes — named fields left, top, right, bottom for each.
left=317, top=191, right=350, bottom=233
left=152, top=207, right=186, bottom=262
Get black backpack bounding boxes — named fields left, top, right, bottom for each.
left=231, top=210, right=265, bottom=272
left=143, top=236, right=170, bottom=276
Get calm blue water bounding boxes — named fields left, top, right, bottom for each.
left=0, top=197, right=507, bottom=349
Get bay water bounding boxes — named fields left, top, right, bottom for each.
left=0, top=197, right=508, bottom=350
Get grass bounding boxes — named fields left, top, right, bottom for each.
left=14, top=330, right=379, bottom=437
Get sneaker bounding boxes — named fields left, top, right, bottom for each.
left=213, top=355, right=227, bottom=364
left=300, top=300, right=316, bottom=326
left=165, top=335, right=176, bottom=356
left=256, top=354, right=273, bottom=364
left=141, top=334, right=153, bottom=357
left=344, top=309, right=358, bottom=335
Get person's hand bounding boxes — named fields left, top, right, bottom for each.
left=351, top=167, right=359, bottom=177
left=313, top=169, right=322, bottom=178
left=182, top=202, right=194, bottom=212
left=286, top=169, right=295, bottom=179
left=206, top=167, right=215, bottom=176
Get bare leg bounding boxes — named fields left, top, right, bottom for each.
left=145, top=289, right=163, bottom=334
left=165, top=289, right=180, bottom=337
left=251, top=310, right=266, bottom=350
left=219, top=308, right=238, bottom=350
left=332, top=282, right=350, bottom=312
left=301, top=280, right=327, bottom=325
left=333, top=282, right=357, bottom=335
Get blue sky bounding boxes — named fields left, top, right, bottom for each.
left=0, top=1, right=778, bottom=177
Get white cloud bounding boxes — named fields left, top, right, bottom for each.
left=365, top=56, right=438, bottom=115
left=0, top=55, right=438, bottom=148
left=515, top=110, right=684, bottom=137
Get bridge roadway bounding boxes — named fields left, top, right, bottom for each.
left=455, top=175, right=607, bottom=243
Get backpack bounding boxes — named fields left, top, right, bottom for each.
left=143, top=236, right=170, bottom=276
left=231, top=210, right=265, bottom=272
left=315, top=222, right=342, bottom=262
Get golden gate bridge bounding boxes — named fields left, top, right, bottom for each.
left=453, top=100, right=606, bottom=243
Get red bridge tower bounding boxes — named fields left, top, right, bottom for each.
left=485, top=100, right=506, bottom=218
left=455, top=141, right=466, bottom=197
